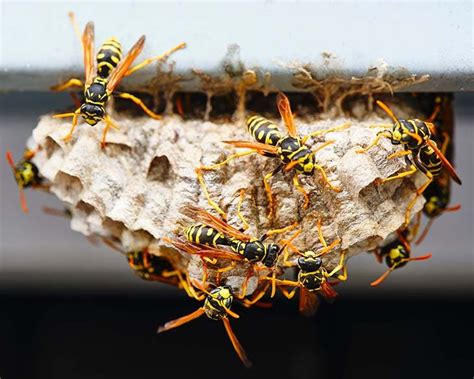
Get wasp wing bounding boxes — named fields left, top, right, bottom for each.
left=82, top=22, right=96, bottom=87
left=424, top=138, right=462, bottom=185
left=223, top=140, right=278, bottom=155
left=299, top=288, right=320, bottom=317
left=182, top=206, right=251, bottom=242
left=277, top=92, right=297, bottom=138
left=319, top=281, right=338, bottom=302
left=161, top=237, right=243, bottom=261
left=106, top=35, right=145, bottom=93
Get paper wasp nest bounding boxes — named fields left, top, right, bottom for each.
left=30, top=101, right=425, bottom=295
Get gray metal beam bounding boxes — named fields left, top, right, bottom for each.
left=1, top=1, right=473, bottom=92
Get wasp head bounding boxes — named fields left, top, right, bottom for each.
left=262, top=243, right=281, bottom=267
left=297, top=251, right=322, bottom=272
left=14, top=161, right=40, bottom=188
left=385, top=245, right=409, bottom=269
left=81, top=103, right=105, bottom=125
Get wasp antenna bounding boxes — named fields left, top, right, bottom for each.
left=370, top=267, right=395, bottom=287
left=404, top=253, right=432, bottom=263
left=445, top=204, right=461, bottom=212
left=18, top=186, right=29, bottom=213
left=415, top=219, right=434, bottom=245
left=376, top=100, right=399, bottom=123
left=5, top=151, right=16, bottom=170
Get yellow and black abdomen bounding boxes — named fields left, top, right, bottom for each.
left=247, top=116, right=283, bottom=146
left=184, top=223, right=229, bottom=248
left=96, top=37, right=122, bottom=79
left=416, top=143, right=443, bottom=178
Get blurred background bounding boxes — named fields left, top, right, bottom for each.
left=1, top=2, right=472, bottom=378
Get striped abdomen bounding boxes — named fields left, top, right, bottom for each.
left=96, top=37, right=122, bottom=78
left=247, top=116, right=283, bottom=146
left=416, top=144, right=443, bottom=177
left=184, top=223, right=229, bottom=248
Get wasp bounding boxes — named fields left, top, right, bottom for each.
left=52, top=12, right=186, bottom=148
left=357, top=100, right=462, bottom=226
left=414, top=134, right=461, bottom=244
left=196, top=93, right=350, bottom=220
left=158, top=284, right=252, bottom=368
left=165, top=197, right=297, bottom=297
left=101, top=238, right=195, bottom=297
left=5, top=149, right=46, bottom=213
left=412, top=96, right=461, bottom=243
left=266, top=219, right=347, bottom=316
left=370, top=229, right=432, bottom=286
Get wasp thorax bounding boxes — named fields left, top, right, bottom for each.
left=262, top=243, right=281, bottom=267
left=204, top=286, right=233, bottom=320
left=298, top=252, right=322, bottom=272
left=244, top=240, right=267, bottom=263
left=277, top=136, right=315, bottom=175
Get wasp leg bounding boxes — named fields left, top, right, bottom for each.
left=175, top=271, right=196, bottom=299
left=241, top=282, right=271, bottom=307
left=125, top=42, right=186, bottom=77
left=237, top=267, right=255, bottom=299
left=292, top=174, right=310, bottom=208
left=381, top=164, right=418, bottom=184
left=326, top=250, right=348, bottom=281
left=404, top=173, right=433, bottom=227
left=263, top=165, right=283, bottom=219
left=196, top=150, right=258, bottom=220
left=215, top=261, right=237, bottom=285
left=50, top=78, right=84, bottom=92
left=265, top=277, right=300, bottom=298
left=387, top=150, right=411, bottom=160
left=440, top=132, right=450, bottom=155
left=260, top=221, right=298, bottom=241
left=115, top=92, right=162, bottom=120
left=356, top=131, right=392, bottom=154
left=279, top=285, right=299, bottom=300
left=161, top=269, right=193, bottom=297
left=101, top=116, right=120, bottom=148
left=279, top=229, right=302, bottom=265
left=301, top=122, right=351, bottom=144
left=411, top=211, right=423, bottom=241
left=427, top=99, right=442, bottom=123
left=313, top=164, right=341, bottom=192
left=236, top=189, right=250, bottom=231
left=53, top=107, right=81, bottom=142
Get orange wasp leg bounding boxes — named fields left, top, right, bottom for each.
left=196, top=150, right=258, bottom=220
left=115, top=92, right=161, bottom=120
left=124, top=42, right=186, bottom=77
